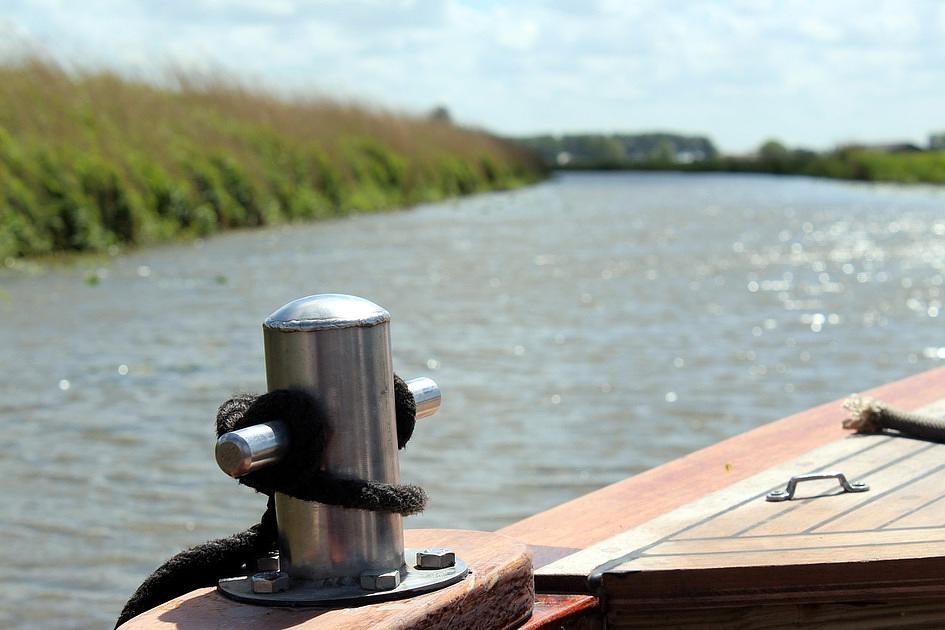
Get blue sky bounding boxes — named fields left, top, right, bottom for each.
left=2, top=0, right=944, bottom=152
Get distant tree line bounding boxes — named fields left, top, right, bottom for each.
left=681, top=137, right=945, bottom=184
left=515, top=132, right=945, bottom=185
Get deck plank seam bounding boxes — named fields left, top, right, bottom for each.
left=731, top=437, right=929, bottom=538
left=637, top=536, right=945, bottom=558
left=583, top=436, right=897, bottom=589
left=801, top=447, right=944, bottom=534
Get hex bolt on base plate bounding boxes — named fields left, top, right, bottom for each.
left=218, top=549, right=469, bottom=606
left=416, top=547, right=456, bottom=569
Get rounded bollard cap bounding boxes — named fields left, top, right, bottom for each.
left=264, top=294, right=390, bottom=332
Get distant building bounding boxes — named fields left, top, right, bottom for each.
left=516, top=132, right=718, bottom=167
left=931, top=133, right=945, bottom=151
left=673, top=150, right=706, bottom=164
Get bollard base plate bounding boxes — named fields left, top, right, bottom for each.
left=217, top=549, right=469, bottom=606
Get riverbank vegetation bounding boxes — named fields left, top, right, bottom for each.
left=689, top=141, right=945, bottom=184
left=523, top=134, right=945, bottom=185
left=0, top=59, right=545, bottom=259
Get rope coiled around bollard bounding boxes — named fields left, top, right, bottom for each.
left=218, top=379, right=427, bottom=514
left=115, top=375, right=425, bottom=627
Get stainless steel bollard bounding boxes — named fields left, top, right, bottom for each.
left=217, top=294, right=468, bottom=606
left=263, top=294, right=403, bottom=582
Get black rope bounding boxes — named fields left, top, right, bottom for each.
left=116, top=375, right=423, bottom=627
left=222, top=377, right=426, bottom=514
left=115, top=497, right=277, bottom=627
left=394, top=373, right=418, bottom=449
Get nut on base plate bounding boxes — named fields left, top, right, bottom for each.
left=218, top=549, right=468, bottom=606
left=251, top=571, right=289, bottom=593
left=416, top=547, right=456, bottom=569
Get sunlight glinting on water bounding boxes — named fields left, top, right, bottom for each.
left=2, top=172, right=945, bottom=627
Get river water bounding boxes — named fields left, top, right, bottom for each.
left=3, top=172, right=945, bottom=627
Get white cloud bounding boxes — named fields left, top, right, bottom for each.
left=2, top=0, right=943, bottom=151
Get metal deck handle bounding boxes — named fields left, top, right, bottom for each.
left=766, top=471, right=869, bottom=502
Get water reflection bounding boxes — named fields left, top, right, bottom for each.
left=2, top=172, right=945, bottom=627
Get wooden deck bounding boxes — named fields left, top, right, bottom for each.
left=500, top=366, right=945, bottom=553
left=501, top=366, right=945, bottom=628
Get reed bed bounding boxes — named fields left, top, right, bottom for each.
left=0, top=59, right=545, bottom=259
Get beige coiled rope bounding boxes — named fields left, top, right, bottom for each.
left=844, top=395, right=945, bottom=442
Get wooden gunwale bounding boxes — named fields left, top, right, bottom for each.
left=120, top=529, right=534, bottom=629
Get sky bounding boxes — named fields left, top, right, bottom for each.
left=2, top=0, right=944, bottom=152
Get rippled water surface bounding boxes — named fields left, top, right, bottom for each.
left=3, top=172, right=945, bottom=627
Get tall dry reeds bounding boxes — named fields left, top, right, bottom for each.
left=0, top=58, right=545, bottom=258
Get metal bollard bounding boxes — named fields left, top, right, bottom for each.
left=216, top=294, right=467, bottom=606
left=263, top=294, right=403, bottom=582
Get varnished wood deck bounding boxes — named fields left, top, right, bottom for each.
left=504, top=366, right=945, bottom=628
left=500, top=366, right=945, bottom=553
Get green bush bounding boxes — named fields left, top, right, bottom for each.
left=438, top=157, right=481, bottom=195
left=0, top=171, right=51, bottom=257
left=77, top=156, right=141, bottom=243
